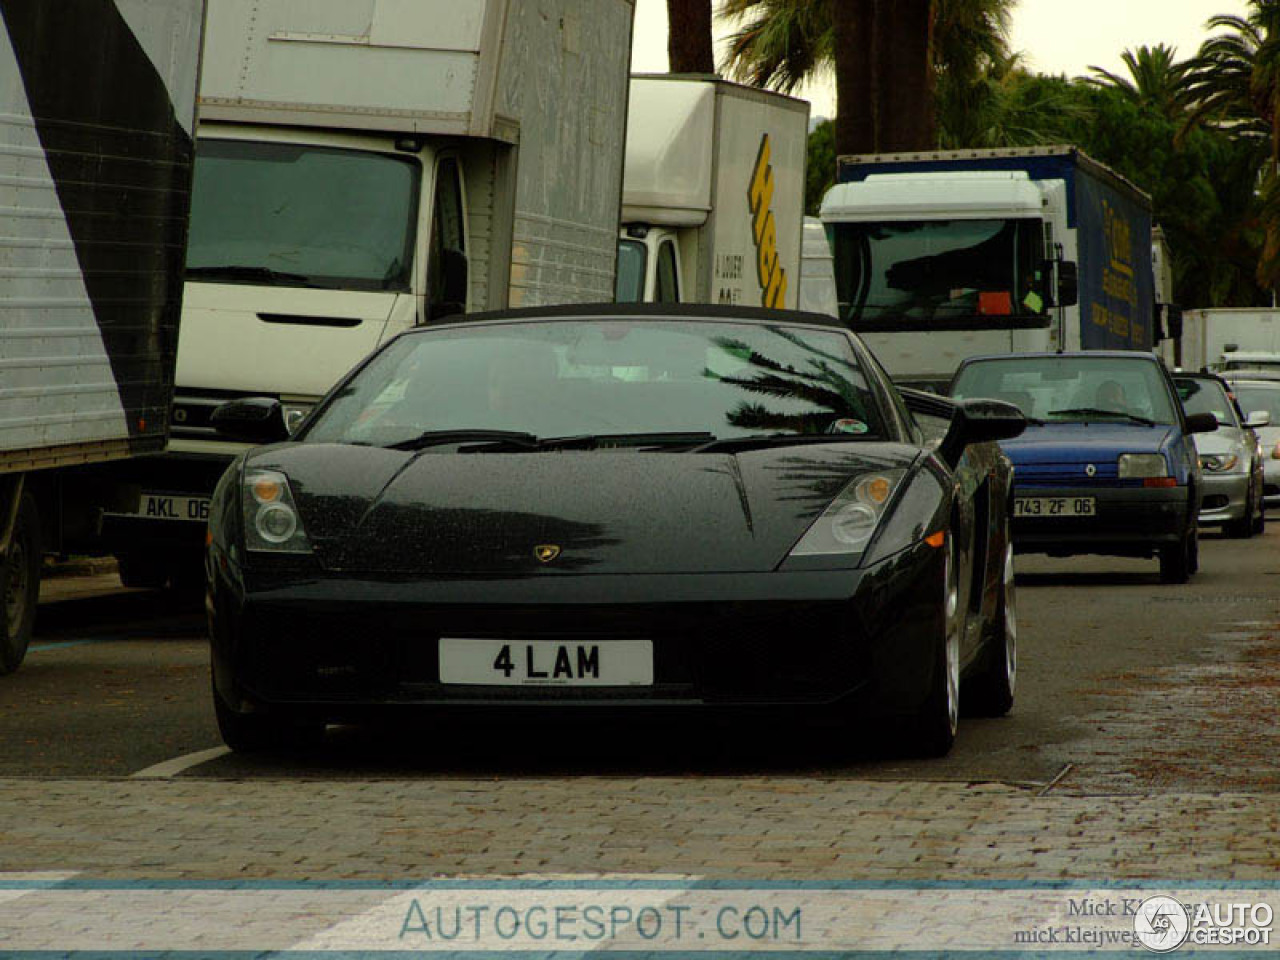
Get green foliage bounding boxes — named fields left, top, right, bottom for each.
left=805, top=118, right=836, bottom=215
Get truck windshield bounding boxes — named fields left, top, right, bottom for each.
left=185, top=139, right=419, bottom=292
left=615, top=239, right=647, bottom=302
left=831, top=218, right=1046, bottom=324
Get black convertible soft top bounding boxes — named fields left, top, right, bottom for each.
left=434, top=301, right=850, bottom=331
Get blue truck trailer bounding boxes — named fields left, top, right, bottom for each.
left=819, top=146, right=1161, bottom=388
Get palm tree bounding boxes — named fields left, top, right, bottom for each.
left=1181, top=2, right=1280, bottom=287
left=1086, top=44, right=1193, bottom=121
left=720, top=0, right=1013, bottom=152
left=666, top=0, right=716, bottom=73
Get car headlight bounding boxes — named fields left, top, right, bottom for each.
left=281, top=402, right=315, bottom=436
left=1200, top=452, right=1241, bottom=473
left=788, top=469, right=908, bottom=559
left=1117, top=453, right=1168, bottom=478
left=242, top=469, right=311, bottom=553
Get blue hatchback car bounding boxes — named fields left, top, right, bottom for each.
left=949, top=352, right=1217, bottom=582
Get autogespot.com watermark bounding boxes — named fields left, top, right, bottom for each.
left=2, top=878, right=1279, bottom=954
left=1014, top=892, right=1274, bottom=952
left=397, top=899, right=802, bottom=945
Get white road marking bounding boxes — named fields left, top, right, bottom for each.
left=130, top=745, right=230, bottom=779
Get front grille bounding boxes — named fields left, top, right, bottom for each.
left=243, top=601, right=866, bottom=706
left=1015, top=460, right=1139, bottom=488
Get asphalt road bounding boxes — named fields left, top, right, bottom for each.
left=4, top=528, right=1278, bottom=793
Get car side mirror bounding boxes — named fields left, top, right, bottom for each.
left=1247, top=410, right=1272, bottom=428
left=939, top=398, right=1027, bottom=467
left=1056, top=261, right=1079, bottom=308
left=210, top=397, right=290, bottom=444
left=1185, top=412, right=1219, bottom=435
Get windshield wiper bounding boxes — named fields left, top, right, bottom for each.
left=535, top=431, right=717, bottom=450
left=385, top=429, right=540, bottom=452
left=1046, top=407, right=1157, bottom=427
left=186, top=265, right=327, bottom=288
left=688, top=433, right=872, bottom=453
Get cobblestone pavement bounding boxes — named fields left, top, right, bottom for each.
left=0, top=777, right=1276, bottom=880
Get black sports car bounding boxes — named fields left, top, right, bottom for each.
left=205, top=305, right=1025, bottom=756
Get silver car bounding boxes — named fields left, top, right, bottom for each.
left=1176, top=373, right=1267, bottom=537
left=1226, top=377, right=1280, bottom=512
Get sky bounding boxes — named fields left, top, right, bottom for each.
left=630, top=0, right=1251, bottom=119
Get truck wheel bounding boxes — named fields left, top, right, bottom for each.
left=0, top=494, right=41, bottom=675
left=117, top=553, right=169, bottom=590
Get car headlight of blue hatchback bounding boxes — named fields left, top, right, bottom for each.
left=1117, top=453, right=1169, bottom=479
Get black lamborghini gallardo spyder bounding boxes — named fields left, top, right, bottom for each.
left=205, top=305, right=1025, bottom=756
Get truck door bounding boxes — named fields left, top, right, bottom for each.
left=427, top=156, right=468, bottom=320
left=655, top=237, right=682, bottom=303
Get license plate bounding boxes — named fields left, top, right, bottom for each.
left=439, top=638, right=653, bottom=687
left=108, top=493, right=211, bottom=522
left=1013, top=497, right=1096, bottom=518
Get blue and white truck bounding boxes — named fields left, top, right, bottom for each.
left=820, top=146, right=1161, bottom=388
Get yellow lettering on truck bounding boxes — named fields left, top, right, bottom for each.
left=749, top=134, right=787, bottom=309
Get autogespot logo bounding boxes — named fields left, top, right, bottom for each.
left=1134, top=896, right=1190, bottom=953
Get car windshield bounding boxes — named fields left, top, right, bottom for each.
left=1230, top=383, right=1280, bottom=423
left=1175, top=378, right=1239, bottom=427
left=185, top=139, right=420, bottom=292
left=950, top=355, right=1178, bottom=425
left=302, top=319, right=884, bottom=447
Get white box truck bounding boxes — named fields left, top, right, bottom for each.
left=96, top=0, right=636, bottom=588
left=0, top=0, right=206, bottom=671
left=615, top=75, right=808, bottom=309
left=821, top=146, right=1160, bottom=390
left=1167, top=308, right=1280, bottom=373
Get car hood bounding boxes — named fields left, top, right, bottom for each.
left=1000, top=422, right=1174, bottom=482
left=1192, top=427, right=1246, bottom=457
left=247, top=442, right=923, bottom=575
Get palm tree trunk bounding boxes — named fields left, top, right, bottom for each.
left=666, top=0, right=715, bottom=74
left=834, top=0, right=937, bottom=155
left=835, top=0, right=875, bottom=155
left=880, top=0, right=936, bottom=150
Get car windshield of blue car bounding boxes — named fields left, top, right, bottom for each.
left=1175, top=378, right=1239, bottom=427
left=301, top=320, right=885, bottom=449
left=950, top=356, right=1178, bottom=426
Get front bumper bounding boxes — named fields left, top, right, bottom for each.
left=1198, top=471, right=1250, bottom=525
left=208, top=544, right=947, bottom=720
left=1011, top=484, right=1191, bottom=557
left=1264, top=460, right=1280, bottom=509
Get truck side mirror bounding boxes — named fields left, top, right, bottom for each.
left=1056, top=261, right=1079, bottom=308
left=428, top=248, right=469, bottom=322
left=209, top=398, right=290, bottom=444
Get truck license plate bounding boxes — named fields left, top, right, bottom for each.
left=1013, top=497, right=1096, bottom=518
left=112, top=493, right=212, bottom=522
left=439, top=638, right=653, bottom=686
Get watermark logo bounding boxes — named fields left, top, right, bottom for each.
left=1133, top=896, right=1189, bottom=952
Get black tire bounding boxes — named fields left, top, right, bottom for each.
left=0, top=494, right=40, bottom=676
left=1159, top=526, right=1195, bottom=584
left=116, top=553, right=169, bottom=590
left=907, top=537, right=961, bottom=756
left=213, top=681, right=324, bottom=753
left=1225, top=483, right=1257, bottom=539
left=1253, top=487, right=1267, bottom=535
left=964, top=542, right=1016, bottom=718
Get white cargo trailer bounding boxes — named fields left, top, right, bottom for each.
left=1170, top=308, right=1280, bottom=373
left=0, top=0, right=206, bottom=671
left=616, top=75, right=808, bottom=309
left=96, top=0, right=636, bottom=588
